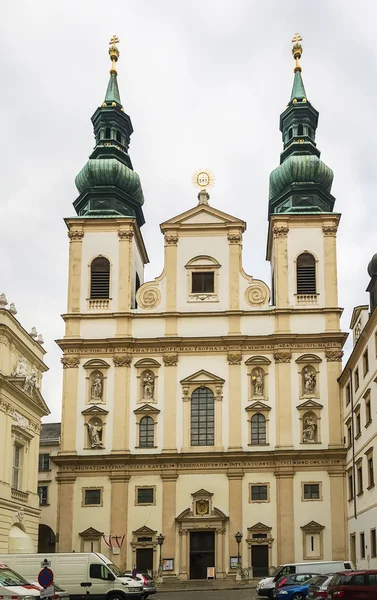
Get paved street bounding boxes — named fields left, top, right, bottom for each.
left=155, top=591, right=257, bottom=600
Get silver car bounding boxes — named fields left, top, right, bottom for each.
left=123, top=573, right=156, bottom=599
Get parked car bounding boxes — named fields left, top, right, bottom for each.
left=307, top=573, right=335, bottom=599
left=274, top=573, right=319, bottom=597
left=327, top=570, right=377, bottom=599
left=275, top=579, right=313, bottom=600
left=0, top=563, right=43, bottom=599
left=123, top=572, right=156, bottom=599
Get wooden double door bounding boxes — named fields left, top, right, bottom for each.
left=252, top=545, right=269, bottom=578
left=189, top=531, right=215, bottom=579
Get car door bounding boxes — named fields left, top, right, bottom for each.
left=89, top=563, right=115, bottom=600
left=366, top=573, right=377, bottom=599
left=343, top=574, right=368, bottom=600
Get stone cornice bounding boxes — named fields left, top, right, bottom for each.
left=0, top=375, right=49, bottom=418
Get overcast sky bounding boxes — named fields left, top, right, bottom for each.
left=1, top=1, right=377, bottom=422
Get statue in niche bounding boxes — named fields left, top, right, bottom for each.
left=303, top=367, right=316, bottom=395
left=12, top=357, right=28, bottom=378
left=23, top=369, right=38, bottom=394
left=86, top=420, right=104, bottom=448
left=302, top=414, right=317, bottom=443
left=91, top=373, right=103, bottom=401
left=142, top=372, right=154, bottom=400
left=251, top=368, right=264, bottom=396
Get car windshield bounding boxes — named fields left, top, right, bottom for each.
left=0, top=568, right=29, bottom=586
left=105, top=561, right=123, bottom=578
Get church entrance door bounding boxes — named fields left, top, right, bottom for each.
left=136, top=548, right=153, bottom=573
left=252, top=545, right=269, bottom=577
left=189, top=531, right=215, bottom=579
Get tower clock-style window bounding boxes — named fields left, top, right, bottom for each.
left=90, top=257, right=110, bottom=299
left=139, top=416, right=154, bottom=448
left=190, top=387, right=214, bottom=446
left=296, top=253, right=316, bottom=295
left=191, top=272, right=214, bottom=294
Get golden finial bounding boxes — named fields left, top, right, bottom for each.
left=109, top=35, right=120, bottom=74
left=292, top=32, right=303, bottom=73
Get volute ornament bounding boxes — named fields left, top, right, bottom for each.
left=113, top=355, right=132, bottom=367
left=61, top=356, right=80, bottom=368
left=137, top=287, right=161, bottom=310
left=68, top=230, right=84, bottom=240
left=227, top=232, right=242, bottom=244
left=164, top=234, right=178, bottom=245
left=322, top=225, right=338, bottom=237
left=227, top=352, right=242, bottom=365
left=163, top=353, right=178, bottom=367
left=118, top=230, right=134, bottom=240
left=274, top=350, right=292, bottom=363
left=245, top=282, right=269, bottom=307
left=325, top=350, right=343, bottom=362
left=273, top=226, right=289, bottom=238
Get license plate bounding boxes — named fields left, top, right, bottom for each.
left=128, top=588, right=140, bottom=592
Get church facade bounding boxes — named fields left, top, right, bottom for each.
left=55, top=37, right=348, bottom=579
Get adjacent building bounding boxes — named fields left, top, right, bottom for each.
left=38, top=422, right=61, bottom=552
left=55, top=36, right=348, bottom=579
left=340, top=256, right=377, bottom=569
left=0, top=296, right=49, bottom=552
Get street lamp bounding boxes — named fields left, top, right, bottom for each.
left=234, top=531, right=243, bottom=568
left=157, top=533, right=165, bottom=572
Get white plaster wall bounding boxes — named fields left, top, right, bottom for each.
left=290, top=314, right=326, bottom=334
left=80, top=319, right=117, bottom=339
left=177, top=316, right=228, bottom=338
left=72, top=476, right=111, bottom=550
left=240, top=315, right=275, bottom=336
left=348, top=506, right=377, bottom=569
left=126, top=476, right=162, bottom=567
left=80, top=232, right=119, bottom=312
left=76, top=362, right=114, bottom=455
left=131, top=318, right=166, bottom=338
left=132, top=238, right=145, bottom=285
left=176, top=474, right=229, bottom=517
left=287, top=227, right=325, bottom=307
left=177, top=235, right=230, bottom=312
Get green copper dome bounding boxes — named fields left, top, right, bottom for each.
left=269, top=155, right=333, bottom=200
left=75, top=158, right=144, bottom=205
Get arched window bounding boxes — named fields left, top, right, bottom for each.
left=297, top=124, right=304, bottom=136
left=288, top=128, right=293, bottom=140
left=105, top=127, right=111, bottom=139
left=116, top=131, right=122, bottom=143
left=251, top=414, right=266, bottom=445
left=139, top=416, right=154, bottom=448
left=308, top=127, right=312, bottom=138
left=297, top=253, right=316, bottom=295
left=90, top=257, right=110, bottom=299
left=191, top=387, right=214, bottom=446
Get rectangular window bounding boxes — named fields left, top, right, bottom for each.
left=357, top=464, right=363, bottom=495
left=84, top=489, right=102, bottom=506
left=38, top=485, right=48, bottom=506
left=356, top=410, right=361, bottom=437
left=136, top=487, right=155, bottom=505
left=375, top=331, right=377, bottom=357
left=346, top=384, right=351, bottom=406
left=347, top=424, right=352, bottom=447
left=368, top=456, right=374, bottom=488
left=348, top=472, right=354, bottom=501
left=250, top=485, right=268, bottom=502
left=303, top=483, right=320, bottom=500
left=38, top=454, right=50, bottom=471
left=366, top=399, right=372, bottom=425
left=12, top=445, right=22, bottom=490
left=355, top=368, right=360, bottom=391
left=363, top=350, right=369, bottom=376
left=191, top=272, right=214, bottom=294
left=360, top=532, right=365, bottom=559
left=371, top=529, right=377, bottom=558
left=190, top=388, right=214, bottom=447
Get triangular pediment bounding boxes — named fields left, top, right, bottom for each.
left=133, top=525, right=157, bottom=535
left=248, top=522, right=272, bottom=532
left=161, top=204, right=245, bottom=228
left=81, top=405, right=109, bottom=416
left=192, top=488, right=213, bottom=498
left=6, top=377, right=50, bottom=416
left=79, top=527, right=104, bottom=537
left=134, top=404, right=160, bottom=415
left=296, top=399, right=323, bottom=410
left=246, top=401, right=271, bottom=412
left=180, top=370, right=225, bottom=385
left=301, top=521, right=325, bottom=531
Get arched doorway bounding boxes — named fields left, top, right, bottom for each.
left=8, top=524, right=34, bottom=553
left=38, top=525, right=56, bottom=553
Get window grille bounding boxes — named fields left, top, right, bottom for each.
left=297, top=253, right=316, bottom=295
left=139, top=416, right=154, bottom=448
left=251, top=414, right=266, bottom=444
left=190, top=387, right=214, bottom=446
left=90, top=257, right=110, bottom=299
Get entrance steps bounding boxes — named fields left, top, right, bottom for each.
left=156, top=578, right=258, bottom=592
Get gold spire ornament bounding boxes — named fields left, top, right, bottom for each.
left=292, top=32, right=303, bottom=72
left=192, top=169, right=215, bottom=206
left=109, top=34, right=120, bottom=74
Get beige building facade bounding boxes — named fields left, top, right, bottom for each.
left=0, top=299, right=49, bottom=553
left=55, top=38, right=348, bottom=579
left=38, top=423, right=61, bottom=553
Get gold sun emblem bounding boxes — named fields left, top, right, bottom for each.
left=192, top=169, right=215, bottom=189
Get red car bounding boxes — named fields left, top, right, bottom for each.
left=327, top=570, right=377, bottom=598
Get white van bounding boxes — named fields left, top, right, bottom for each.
left=0, top=553, right=144, bottom=600
left=256, top=560, right=355, bottom=598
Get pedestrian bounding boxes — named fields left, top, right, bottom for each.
left=132, top=565, right=137, bottom=579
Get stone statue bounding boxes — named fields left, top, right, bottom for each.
left=252, top=368, right=264, bottom=396
left=302, top=415, right=317, bottom=443
left=303, top=367, right=316, bottom=394
left=142, top=372, right=154, bottom=400
left=91, top=374, right=103, bottom=400
left=12, top=357, right=28, bottom=378
left=86, top=421, right=103, bottom=448
left=23, top=369, right=38, bottom=394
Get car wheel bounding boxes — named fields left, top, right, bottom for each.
left=107, top=593, right=125, bottom=600
left=290, top=594, right=305, bottom=600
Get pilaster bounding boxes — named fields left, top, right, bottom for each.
left=60, top=356, right=80, bottom=453
left=164, top=233, right=178, bottom=314
left=272, top=223, right=290, bottom=333
left=325, top=350, right=344, bottom=447
left=329, top=470, right=347, bottom=560
left=110, top=474, right=130, bottom=568
left=276, top=470, right=294, bottom=564
left=227, top=473, right=243, bottom=561
left=67, top=229, right=84, bottom=314
left=228, top=352, right=242, bottom=450
left=274, top=351, right=293, bottom=448
left=163, top=355, right=178, bottom=452
left=117, top=229, right=133, bottom=336
left=112, top=355, right=132, bottom=452
left=57, top=474, right=76, bottom=551
left=161, top=474, right=178, bottom=564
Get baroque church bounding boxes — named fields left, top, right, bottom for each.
left=55, top=35, right=347, bottom=579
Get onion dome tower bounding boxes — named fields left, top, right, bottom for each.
left=269, top=34, right=335, bottom=215
left=74, top=36, right=145, bottom=226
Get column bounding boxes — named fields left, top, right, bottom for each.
left=276, top=471, right=294, bottom=564
left=228, top=473, right=243, bottom=562
left=110, top=474, right=130, bottom=568
left=164, top=233, right=178, bottom=313
left=274, top=352, right=293, bottom=448
left=57, top=474, right=76, bottom=551
left=60, top=357, right=80, bottom=453
left=326, top=351, right=344, bottom=447
left=329, top=471, right=347, bottom=560
left=179, top=530, right=188, bottom=580
left=228, top=232, right=241, bottom=334
left=228, top=353, right=242, bottom=450
left=67, top=229, right=84, bottom=314
left=322, top=222, right=340, bottom=332
left=182, top=393, right=190, bottom=451
left=163, top=356, right=178, bottom=451
left=272, top=223, right=290, bottom=332
left=216, top=528, right=225, bottom=578
left=161, top=474, right=178, bottom=568
left=117, top=229, right=133, bottom=337
left=112, top=356, right=131, bottom=452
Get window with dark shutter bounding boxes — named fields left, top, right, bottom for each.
left=191, top=272, right=214, bottom=294
left=297, top=124, right=304, bottom=136
left=139, top=416, right=154, bottom=447
left=90, top=257, right=110, bottom=299
left=296, top=253, right=316, bottom=295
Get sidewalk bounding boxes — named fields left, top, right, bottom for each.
left=155, top=578, right=258, bottom=593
